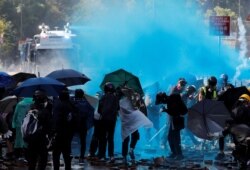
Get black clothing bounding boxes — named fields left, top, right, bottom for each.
left=88, top=119, right=101, bottom=156
left=97, top=92, right=119, bottom=159
left=52, top=99, right=76, bottom=170
left=26, top=101, right=52, bottom=170
left=73, top=98, right=94, bottom=158
left=122, top=130, right=139, bottom=157
left=98, top=93, right=119, bottom=121
left=166, top=85, right=185, bottom=157
left=98, top=120, right=116, bottom=158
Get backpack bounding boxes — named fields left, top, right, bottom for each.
left=21, top=110, right=42, bottom=142
left=74, top=99, right=94, bottom=119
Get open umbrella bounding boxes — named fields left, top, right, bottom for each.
left=84, top=94, right=99, bottom=109
left=100, top=68, right=143, bottom=95
left=0, top=72, right=13, bottom=88
left=0, top=96, right=17, bottom=114
left=11, top=72, right=36, bottom=86
left=13, top=77, right=66, bottom=97
left=218, top=86, right=250, bottom=111
left=46, top=69, right=90, bottom=87
left=188, top=99, right=231, bottom=140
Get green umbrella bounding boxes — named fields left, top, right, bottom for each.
left=100, top=69, right=144, bottom=95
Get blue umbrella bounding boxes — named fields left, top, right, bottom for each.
left=46, top=69, right=90, bottom=87
left=0, top=72, right=13, bottom=88
left=13, top=77, right=66, bottom=97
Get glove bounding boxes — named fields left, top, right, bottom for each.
left=3, top=130, right=13, bottom=139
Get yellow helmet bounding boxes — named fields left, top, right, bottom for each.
left=239, top=94, right=250, bottom=102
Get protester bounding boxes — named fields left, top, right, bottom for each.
left=73, top=89, right=94, bottom=163
left=52, top=89, right=76, bottom=170
left=217, top=73, right=234, bottom=96
left=167, top=78, right=187, bottom=160
left=118, top=86, right=152, bottom=165
left=160, top=78, right=187, bottom=151
left=213, top=93, right=250, bottom=161
left=198, top=76, right=218, bottom=101
left=25, top=90, right=52, bottom=170
left=12, top=97, right=33, bottom=161
left=97, top=82, right=120, bottom=163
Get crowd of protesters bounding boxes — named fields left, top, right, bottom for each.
left=1, top=73, right=250, bottom=169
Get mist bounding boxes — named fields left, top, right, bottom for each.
left=68, top=0, right=239, bottom=94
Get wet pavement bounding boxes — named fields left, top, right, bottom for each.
left=0, top=144, right=240, bottom=170
left=0, top=131, right=241, bottom=170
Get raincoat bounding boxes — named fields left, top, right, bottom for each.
left=119, top=97, right=153, bottom=141
left=12, top=98, right=33, bottom=148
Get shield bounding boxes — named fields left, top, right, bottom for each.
left=0, top=96, right=17, bottom=114
left=188, top=99, right=231, bottom=140
left=218, top=86, right=250, bottom=111
left=46, top=69, right=90, bottom=86
left=100, top=68, right=143, bottom=95
left=13, top=77, right=66, bottom=97
left=0, top=72, right=13, bottom=88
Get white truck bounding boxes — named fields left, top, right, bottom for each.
left=19, top=23, right=78, bottom=74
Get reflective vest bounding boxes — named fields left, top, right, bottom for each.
left=201, top=86, right=217, bottom=100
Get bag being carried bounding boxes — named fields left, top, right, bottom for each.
left=21, top=109, right=41, bottom=142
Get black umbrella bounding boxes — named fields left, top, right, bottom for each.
left=13, top=77, right=66, bottom=97
left=0, top=96, right=17, bottom=114
left=100, top=68, right=144, bottom=95
left=46, top=69, right=90, bottom=87
left=188, top=99, right=231, bottom=140
left=11, top=72, right=37, bottom=88
left=218, top=86, right=250, bottom=111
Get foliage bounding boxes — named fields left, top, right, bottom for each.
left=0, top=0, right=249, bottom=62
left=205, top=6, right=237, bottom=20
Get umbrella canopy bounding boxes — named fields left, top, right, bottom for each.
left=100, top=68, right=144, bottom=95
left=46, top=69, right=90, bottom=87
left=0, top=71, right=13, bottom=88
left=84, top=93, right=99, bottom=109
left=13, top=77, right=66, bottom=97
left=218, top=86, right=250, bottom=111
left=11, top=72, right=37, bottom=86
left=188, top=99, right=231, bottom=140
left=0, top=96, right=17, bottom=114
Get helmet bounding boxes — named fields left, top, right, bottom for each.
left=239, top=94, right=250, bottom=102
left=104, top=82, right=115, bottom=93
left=186, top=85, right=196, bottom=93
left=208, top=76, right=217, bottom=87
left=178, top=78, right=187, bottom=86
left=220, top=74, right=228, bottom=81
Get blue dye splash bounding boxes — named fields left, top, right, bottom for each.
left=70, top=1, right=241, bottom=156
left=71, top=1, right=238, bottom=94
